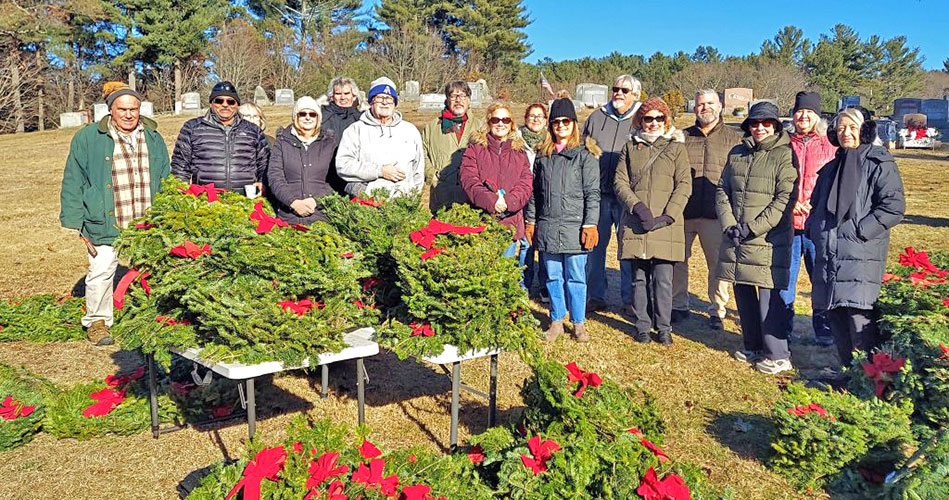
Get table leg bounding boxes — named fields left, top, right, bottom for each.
left=147, top=353, right=159, bottom=439
left=356, top=358, right=365, bottom=425
left=488, top=354, right=498, bottom=427
left=321, top=364, right=329, bottom=399
left=450, top=361, right=460, bottom=452
left=246, top=378, right=256, bottom=440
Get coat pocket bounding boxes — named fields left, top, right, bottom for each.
left=82, top=188, right=105, bottom=223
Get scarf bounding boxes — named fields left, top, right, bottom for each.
left=827, top=144, right=870, bottom=223
left=290, top=126, right=318, bottom=148
left=107, top=120, right=151, bottom=229
left=440, top=109, right=467, bottom=140
left=519, top=126, right=546, bottom=149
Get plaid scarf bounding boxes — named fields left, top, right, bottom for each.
left=108, top=120, right=151, bottom=229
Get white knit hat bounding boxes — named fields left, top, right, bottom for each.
left=293, top=96, right=322, bottom=123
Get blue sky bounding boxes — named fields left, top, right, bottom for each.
left=520, top=0, right=948, bottom=69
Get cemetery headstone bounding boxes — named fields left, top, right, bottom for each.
left=59, top=112, right=87, bottom=129
left=686, top=99, right=695, bottom=113
left=93, top=103, right=109, bottom=122
left=467, top=79, right=491, bottom=107
left=139, top=101, right=154, bottom=117
left=838, top=95, right=860, bottom=111
left=723, top=87, right=753, bottom=113
left=892, top=98, right=922, bottom=125
left=404, top=81, right=420, bottom=101
left=418, top=93, right=444, bottom=111
left=181, top=92, right=202, bottom=114
left=921, top=99, right=949, bottom=129
left=275, top=89, right=295, bottom=106
left=575, top=83, right=609, bottom=108
left=254, top=86, right=271, bottom=106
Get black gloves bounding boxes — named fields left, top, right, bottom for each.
left=727, top=223, right=752, bottom=247
left=632, top=202, right=655, bottom=231
left=651, top=215, right=674, bottom=231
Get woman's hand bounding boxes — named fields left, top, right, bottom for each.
left=291, top=199, right=314, bottom=217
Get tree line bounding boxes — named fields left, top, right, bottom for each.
left=1, top=0, right=945, bottom=134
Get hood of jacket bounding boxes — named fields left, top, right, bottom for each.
left=599, top=101, right=640, bottom=122
left=359, top=109, right=404, bottom=128
left=632, top=126, right=684, bottom=145
left=275, top=125, right=334, bottom=147
left=469, top=129, right=527, bottom=151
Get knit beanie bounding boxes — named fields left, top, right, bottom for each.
left=793, top=91, right=821, bottom=115
left=103, top=81, right=142, bottom=108
left=368, top=77, right=398, bottom=105
left=548, top=98, right=577, bottom=122
left=836, top=107, right=865, bottom=129
left=209, top=81, right=241, bottom=105
left=293, top=96, right=321, bottom=119
left=633, top=97, right=671, bottom=129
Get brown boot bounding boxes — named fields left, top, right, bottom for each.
left=574, top=322, right=590, bottom=342
left=545, top=320, right=564, bottom=342
left=86, top=320, right=114, bottom=346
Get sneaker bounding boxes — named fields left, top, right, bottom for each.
left=708, top=316, right=723, bottom=331
left=671, top=310, right=690, bottom=323
left=586, top=299, right=608, bottom=313
left=755, top=358, right=793, bottom=375
left=656, top=331, right=673, bottom=345
left=573, top=322, right=590, bottom=342
left=545, top=320, right=564, bottom=342
left=733, top=349, right=763, bottom=364
left=633, top=329, right=651, bottom=344
left=86, top=320, right=114, bottom=346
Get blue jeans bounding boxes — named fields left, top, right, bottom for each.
left=586, top=196, right=632, bottom=305
left=780, top=231, right=832, bottom=340
left=543, top=252, right=588, bottom=323
left=504, top=239, right=519, bottom=258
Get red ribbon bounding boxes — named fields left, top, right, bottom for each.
left=862, top=351, right=906, bottom=397
left=564, top=362, right=602, bottom=398
left=278, top=299, right=323, bottom=316
left=225, top=446, right=288, bottom=500
left=362, top=277, right=382, bottom=291
left=249, top=201, right=289, bottom=234
left=409, top=219, right=486, bottom=250
left=351, top=197, right=381, bottom=207
left=520, top=435, right=561, bottom=475
left=113, top=269, right=152, bottom=309
left=156, top=316, right=192, bottom=326
left=169, top=240, right=212, bottom=259
left=420, top=247, right=442, bottom=261
left=787, top=403, right=837, bottom=421
left=304, top=479, right=347, bottom=500
left=467, top=445, right=485, bottom=464
left=105, top=365, right=145, bottom=387
left=134, top=223, right=156, bottom=229
left=305, top=452, right=349, bottom=491
left=0, top=395, right=35, bottom=420
left=82, top=387, right=127, bottom=418
left=627, top=428, right=669, bottom=462
left=341, top=253, right=355, bottom=258
left=359, top=440, right=382, bottom=459
left=636, top=468, right=691, bottom=500
left=351, top=458, right=399, bottom=497
left=409, top=322, right=435, bottom=337
left=353, top=299, right=367, bottom=309
left=179, top=183, right=227, bottom=203
left=292, top=224, right=310, bottom=232
left=938, top=343, right=948, bottom=360
left=899, top=246, right=942, bottom=273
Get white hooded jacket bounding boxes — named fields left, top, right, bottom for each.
left=335, top=109, right=424, bottom=197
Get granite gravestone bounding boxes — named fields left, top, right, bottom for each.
left=403, top=81, right=420, bottom=101
left=59, top=112, right=87, bottom=128
left=254, top=86, right=271, bottom=106
left=139, top=101, right=154, bottom=117
left=275, top=89, right=294, bottom=106
left=723, top=87, right=753, bottom=113
left=575, top=83, right=609, bottom=108
left=93, top=103, right=109, bottom=122
left=418, top=93, right=444, bottom=111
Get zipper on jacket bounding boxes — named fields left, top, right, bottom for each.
left=224, top=128, right=232, bottom=191
left=734, top=151, right=755, bottom=279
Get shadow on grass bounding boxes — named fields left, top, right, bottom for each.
left=902, top=213, right=949, bottom=228
left=892, top=151, right=949, bottom=162
left=706, top=410, right=775, bottom=463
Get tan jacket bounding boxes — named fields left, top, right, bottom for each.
left=421, top=115, right=476, bottom=212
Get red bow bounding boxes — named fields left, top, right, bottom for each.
left=353, top=299, right=367, bottom=309
left=520, top=435, right=561, bottom=475
left=179, top=183, right=227, bottom=203
left=402, top=484, right=446, bottom=500
left=420, top=247, right=442, bottom=261
left=362, top=277, right=382, bottom=291
left=82, top=387, right=127, bottom=418
left=278, top=299, right=322, bottom=316
left=305, top=452, right=350, bottom=491
left=862, top=351, right=906, bottom=397
left=249, top=201, right=289, bottom=234
left=341, top=253, right=355, bottom=259
left=564, top=362, right=602, bottom=398
left=351, top=197, right=381, bottom=207
left=113, top=269, right=151, bottom=309
left=359, top=440, right=382, bottom=459
left=105, top=365, right=145, bottom=387
left=225, top=446, right=288, bottom=500
left=787, top=403, right=837, bottom=421
left=0, top=395, right=35, bottom=420
left=467, top=445, right=485, bottom=464
left=910, top=270, right=948, bottom=287
left=881, top=273, right=901, bottom=283
left=409, top=322, right=435, bottom=337
left=351, top=458, right=399, bottom=497
left=169, top=240, right=212, bottom=260
left=899, top=247, right=942, bottom=273
left=156, top=316, right=192, bottom=327
left=304, top=479, right=347, bottom=500
left=409, top=219, right=486, bottom=250
left=938, top=343, right=948, bottom=360
left=292, top=224, right=310, bottom=232
left=134, top=223, right=156, bottom=230
left=636, top=468, right=691, bottom=500
left=627, top=428, right=669, bottom=462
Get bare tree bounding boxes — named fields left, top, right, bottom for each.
left=209, top=21, right=273, bottom=98
left=372, top=24, right=458, bottom=93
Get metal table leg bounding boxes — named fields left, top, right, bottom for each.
left=356, top=358, right=366, bottom=425
left=488, top=354, right=498, bottom=427
left=450, top=361, right=461, bottom=452
left=147, top=354, right=159, bottom=439
left=246, top=378, right=256, bottom=440
left=321, top=364, right=329, bottom=399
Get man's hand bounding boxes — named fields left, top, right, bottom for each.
left=381, top=163, right=406, bottom=182
left=291, top=199, right=314, bottom=216
left=525, top=223, right=535, bottom=246
left=581, top=226, right=599, bottom=250
left=253, top=181, right=264, bottom=199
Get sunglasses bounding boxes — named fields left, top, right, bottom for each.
left=488, top=117, right=513, bottom=125
left=551, top=118, right=573, bottom=126
left=213, top=98, right=237, bottom=106
left=297, top=111, right=318, bottom=118
left=749, top=119, right=775, bottom=128
left=642, top=115, right=666, bottom=124
left=612, top=87, right=632, bottom=94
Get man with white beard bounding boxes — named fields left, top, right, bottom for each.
left=672, top=89, right=742, bottom=330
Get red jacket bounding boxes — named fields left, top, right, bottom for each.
left=459, top=131, right=533, bottom=240
left=789, top=131, right=837, bottom=230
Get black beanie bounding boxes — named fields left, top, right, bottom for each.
left=793, top=91, right=821, bottom=115
left=549, top=98, right=577, bottom=122
left=209, top=81, right=241, bottom=105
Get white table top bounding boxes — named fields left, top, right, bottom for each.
left=421, top=344, right=503, bottom=365
left=172, top=327, right=378, bottom=380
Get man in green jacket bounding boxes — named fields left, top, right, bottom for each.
left=422, top=81, right=477, bottom=212
left=59, top=82, right=171, bottom=346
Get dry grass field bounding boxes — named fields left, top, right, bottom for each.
left=1, top=105, right=947, bottom=499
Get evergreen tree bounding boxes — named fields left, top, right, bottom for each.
left=248, top=0, right=362, bottom=65
left=760, top=26, right=809, bottom=66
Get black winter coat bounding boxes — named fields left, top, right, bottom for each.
left=321, top=102, right=361, bottom=194
left=807, top=145, right=905, bottom=310
left=267, top=127, right=337, bottom=225
left=171, top=112, right=270, bottom=192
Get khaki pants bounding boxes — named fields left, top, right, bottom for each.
left=82, top=244, right=118, bottom=327
left=672, top=218, right=730, bottom=319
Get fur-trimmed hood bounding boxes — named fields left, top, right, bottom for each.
left=470, top=129, right=527, bottom=151
left=583, top=136, right=602, bottom=158
left=631, top=126, right=684, bottom=145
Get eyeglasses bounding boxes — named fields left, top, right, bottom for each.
left=527, top=114, right=546, bottom=121
left=551, top=118, right=572, bottom=127
left=297, top=111, right=318, bottom=118
left=612, top=87, right=632, bottom=94
left=449, top=93, right=470, bottom=101
left=749, top=119, right=774, bottom=128
left=373, top=96, right=394, bottom=104
left=489, top=116, right=512, bottom=125
left=213, top=98, right=237, bottom=106
left=642, top=115, right=666, bottom=124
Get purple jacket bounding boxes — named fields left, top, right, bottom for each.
left=459, top=132, right=533, bottom=239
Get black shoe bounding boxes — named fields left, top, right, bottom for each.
left=657, top=331, right=673, bottom=345
left=708, top=316, right=723, bottom=330
left=671, top=310, right=689, bottom=323
left=634, top=329, right=652, bottom=343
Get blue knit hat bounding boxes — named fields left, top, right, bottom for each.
left=368, top=77, right=398, bottom=106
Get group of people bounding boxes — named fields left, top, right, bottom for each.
left=60, top=74, right=905, bottom=379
